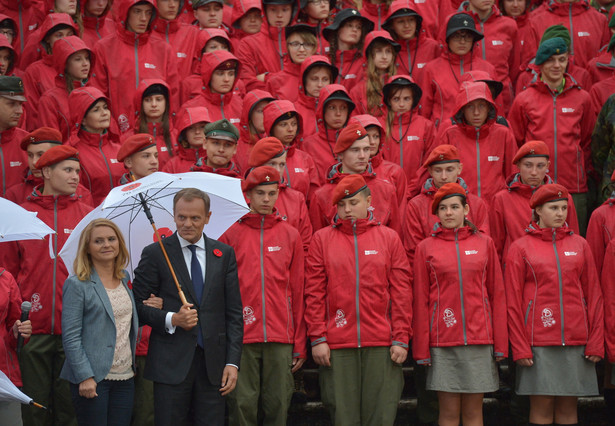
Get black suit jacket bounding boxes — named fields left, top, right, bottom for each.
left=133, top=232, right=243, bottom=385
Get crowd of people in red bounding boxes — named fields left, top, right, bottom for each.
left=2, top=0, right=615, bottom=425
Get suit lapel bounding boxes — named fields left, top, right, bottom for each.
left=164, top=233, right=198, bottom=305
left=91, top=270, right=115, bottom=324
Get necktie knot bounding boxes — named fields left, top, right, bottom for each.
left=188, top=244, right=198, bottom=254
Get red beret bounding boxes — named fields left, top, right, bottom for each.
left=20, top=127, right=62, bottom=151
left=242, top=166, right=280, bottom=192
left=529, top=183, right=569, bottom=209
left=331, top=174, right=368, bottom=205
left=431, top=182, right=467, bottom=215
left=117, top=133, right=157, bottom=162
left=35, top=145, right=79, bottom=169
left=513, top=140, right=550, bottom=164
left=248, top=137, right=285, bottom=168
left=333, top=123, right=368, bottom=155
left=423, top=144, right=460, bottom=168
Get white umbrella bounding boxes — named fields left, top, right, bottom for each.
left=0, top=197, right=55, bottom=242
left=60, top=172, right=249, bottom=297
left=0, top=370, right=46, bottom=409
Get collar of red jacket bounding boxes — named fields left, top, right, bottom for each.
left=531, top=72, right=579, bottom=94
left=526, top=221, right=574, bottom=240
left=152, top=15, right=181, bottom=35
left=441, top=48, right=474, bottom=66
left=27, top=184, right=81, bottom=208
left=192, top=157, right=241, bottom=177
left=0, top=126, right=19, bottom=143
left=238, top=209, right=283, bottom=228
left=546, top=0, right=590, bottom=15
left=507, top=172, right=553, bottom=196
left=331, top=214, right=378, bottom=234
left=363, top=1, right=388, bottom=17
left=431, top=224, right=475, bottom=240
left=176, top=144, right=205, bottom=161
left=422, top=176, right=470, bottom=197
left=82, top=13, right=109, bottom=31
left=370, top=152, right=384, bottom=168
left=326, top=162, right=376, bottom=184
left=75, top=129, right=112, bottom=147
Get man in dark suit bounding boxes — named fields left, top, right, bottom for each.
left=132, top=188, right=243, bottom=425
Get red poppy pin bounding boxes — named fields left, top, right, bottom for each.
left=213, top=249, right=223, bottom=257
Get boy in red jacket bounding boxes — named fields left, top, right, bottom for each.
left=305, top=173, right=412, bottom=425
left=219, top=166, right=306, bottom=426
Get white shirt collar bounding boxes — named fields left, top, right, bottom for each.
left=177, top=233, right=205, bottom=250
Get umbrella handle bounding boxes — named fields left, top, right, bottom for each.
left=30, top=401, right=47, bottom=410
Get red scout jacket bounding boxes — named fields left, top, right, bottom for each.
left=79, top=0, right=115, bottom=49
left=273, top=185, right=313, bottom=254
left=180, top=50, right=242, bottom=126
left=10, top=189, right=92, bottom=335
left=234, top=90, right=273, bottom=172
left=6, top=171, right=94, bottom=206
left=37, top=36, right=94, bottom=142
left=393, top=33, right=441, bottom=83
left=413, top=225, right=507, bottom=363
left=515, top=62, right=592, bottom=95
left=490, top=173, right=579, bottom=263
left=295, top=56, right=330, bottom=139
left=309, top=162, right=402, bottom=233
left=92, top=0, right=180, bottom=133
left=587, top=51, right=615, bottom=85
left=508, top=73, right=594, bottom=194
left=162, top=106, right=208, bottom=173
left=601, top=239, right=615, bottom=363
left=362, top=0, right=390, bottom=30
left=403, top=177, right=490, bottom=265
left=19, top=12, right=77, bottom=69
left=219, top=211, right=307, bottom=358
left=0, top=126, right=28, bottom=197
left=505, top=224, right=604, bottom=361
left=402, top=0, right=453, bottom=40
left=305, top=216, right=412, bottom=349
left=331, top=48, right=365, bottom=91
left=263, top=100, right=320, bottom=198
left=265, top=55, right=301, bottom=102
left=438, top=84, right=516, bottom=204
left=589, top=76, right=615, bottom=121
left=524, top=0, right=610, bottom=69
left=0, top=0, right=45, bottom=56
left=586, top=193, right=615, bottom=276
left=151, top=11, right=199, bottom=80
left=0, top=268, right=23, bottom=386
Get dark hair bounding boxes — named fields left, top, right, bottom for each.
left=328, top=19, right=365, bottom=67
left=173, top=188, right=211, bottom=213
left=137, top=87, right=174, bottom=157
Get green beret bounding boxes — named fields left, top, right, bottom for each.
left=609, top=33, right=615, bottom=53
left=610, top=12, right=615, bottom=29
left=0, top=76, right=26, bottom=101
left=535, top=37, right=568, bottom=65
left=540, top=24, right=571, bottom=48
left=204, top=119, right=239, bottom=142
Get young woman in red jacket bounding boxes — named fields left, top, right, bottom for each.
left=295, top=0, right=333, bottom=55
left=162, top=106, right=210, bottom=173
left=413, top=182, right=507, bottom=426
left=505, top=184, right=604, bottom=426
left=349, top=30, right=399, bottom=119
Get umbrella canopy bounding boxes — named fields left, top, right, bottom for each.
left=0, top=370, right=32, bottom=404
left=0, top=197, right=55, bottom=242
left=60, top=172, right=249, bottom=277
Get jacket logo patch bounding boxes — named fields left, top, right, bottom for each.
left=110, top=158, right=119, bottom=164
left=230, top=118, right=240, bottom=124
left=415, top=0, right=426, bottom=3
left=243, top=306, right=256, bottom=325
left=64, top=228, right=73, bottom=234
left=160, top=146, right=168, bottom=152
left=344, top=74, right=356, bottom=80
left=491, top=40, right=504, bottom=46
left=364, top=250, right=378, bottom=255
left=294, top=168, right=305, bottom=173
left=176, top=52, right=187, bottom=58
left=407, top=136, right=420, bottom=141
left=144, top=63, right=157, bottom=69
left=541, top=308, right=556, bottom=327
left=267, top=246, right=282, bottom=252
left=29, top=24, right=38, bottom=31
left=30, top=293, right=42, bottom=312
left=561, top=108, right=575, bottom=113
left=487, top=156, right=500, bottom=161
left=118, top=114, right=130, bottom=133
left=443, top=308, right=457, bottom=327
left=464, top=250, right=478, bottom=255
left=417, top=63, right=426, bottom=68
left=577, top=32, right=590, bottom=37
left=335, top=309, right=347, bottom=328
left=9, top=161, right=22, bottom=167
left=564, top=251, right=577, bottom=256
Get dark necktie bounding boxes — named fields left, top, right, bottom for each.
left=188, top=244, right=204, bottom=348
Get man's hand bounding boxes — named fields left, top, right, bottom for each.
left=79, top=377, right=98, bottom=399
left=12, top=319, right=32, bottom=340
left=291, top=358, right=306, bottom=373
left=143, top=293, right=163, bottom=309
left=516, top=358, right=533, bottom=367
left=219, top=365, right=238, bottom=396
left=312, top=342, right=331, bottom=367
left=171, top=304, right=198, bottom=330
left=390, top=346, right=408, bottom=364
left=586, top=355, right=602, bottom=363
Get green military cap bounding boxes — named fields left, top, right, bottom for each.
left=0, top=76, right=26, bottom=101
left=535, top=37, right=568, bottom=65
left=540, top=25, right=571, bottom=49
left=204, top=119, right=239, bottom=142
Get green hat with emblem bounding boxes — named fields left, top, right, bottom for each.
left=539, top=25, right=571, bottom=49
left=535, top=37, right=568, bottom=65
left=0, top=76, right=26, bottom=101
left=204, top=119, right=239, bottom=142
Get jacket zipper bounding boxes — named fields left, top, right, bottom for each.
left=484, top=297, right=492, bottom=339
left=96, top=19, right=102, bottom=39
left=430, top=301, right=437, bottom=333
left=475, top=130, right=481, bottom=197
left=552, top=231, right=565, bottom=345
left=454, top=230, right=468, bottom=345
left=353, top=222, right=361, bottom=347
left=524, top=300, right=533, bottom=325
left=51, top=197, right=59, bottom=334
left=479, top=21, right=486, bottom=59
left=99, top=136, right=114, bottom=190
left=552, top=95, right=558, bottom=183
left=278, top=31, right=284, bottom=70
left=339, top=52, right=344, bottom=85
left=134, top=36, right=139, bottom=89
left=568, top=6, right=574, bottom=57
left=260, top=216, right=267, bottom=342
left=398, top=115, right=404, bottom=169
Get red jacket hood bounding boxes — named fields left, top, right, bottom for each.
left=330, top=214, right=380, bottom=234
left=38, top=13, right=79, bottom=44
left=0, top=13, right=18, bottom=50
left=299, top=54, right=336, bottom=93
left=196, top=28, right=233, bottom=53
left=525, top=221, right=574, bottom=240
left=545, top=0, right=591, bottom=15
left=0, top=33, right=17, bottom=74
left=316, top=83, right=352, bottom=123
left=115, top=0, right=157, bottom=41
left=132, top=78, right=171, bottom=120
left=453, top=80, right=496, bottom=119
left=263, top=100, right=304, bottom=142
left=52, top=35, right=94, bottom=75
left=240, top=89, right=275, bottom=142
left=68, top=86, right=110, bottom=132
left=175, top=106, right=211, bottom=134
left=231, top=0, right=262, bottom=27
left=350, top=114, right=384, bottom=134
left=200, top=49, right=241, bottom=88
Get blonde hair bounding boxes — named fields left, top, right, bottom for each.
left=74, top=218, right=129, bottom=281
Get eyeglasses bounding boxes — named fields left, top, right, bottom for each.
left=449, top=32, right=474, bottom=42
left=288, top=41, right=316, bottom=50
